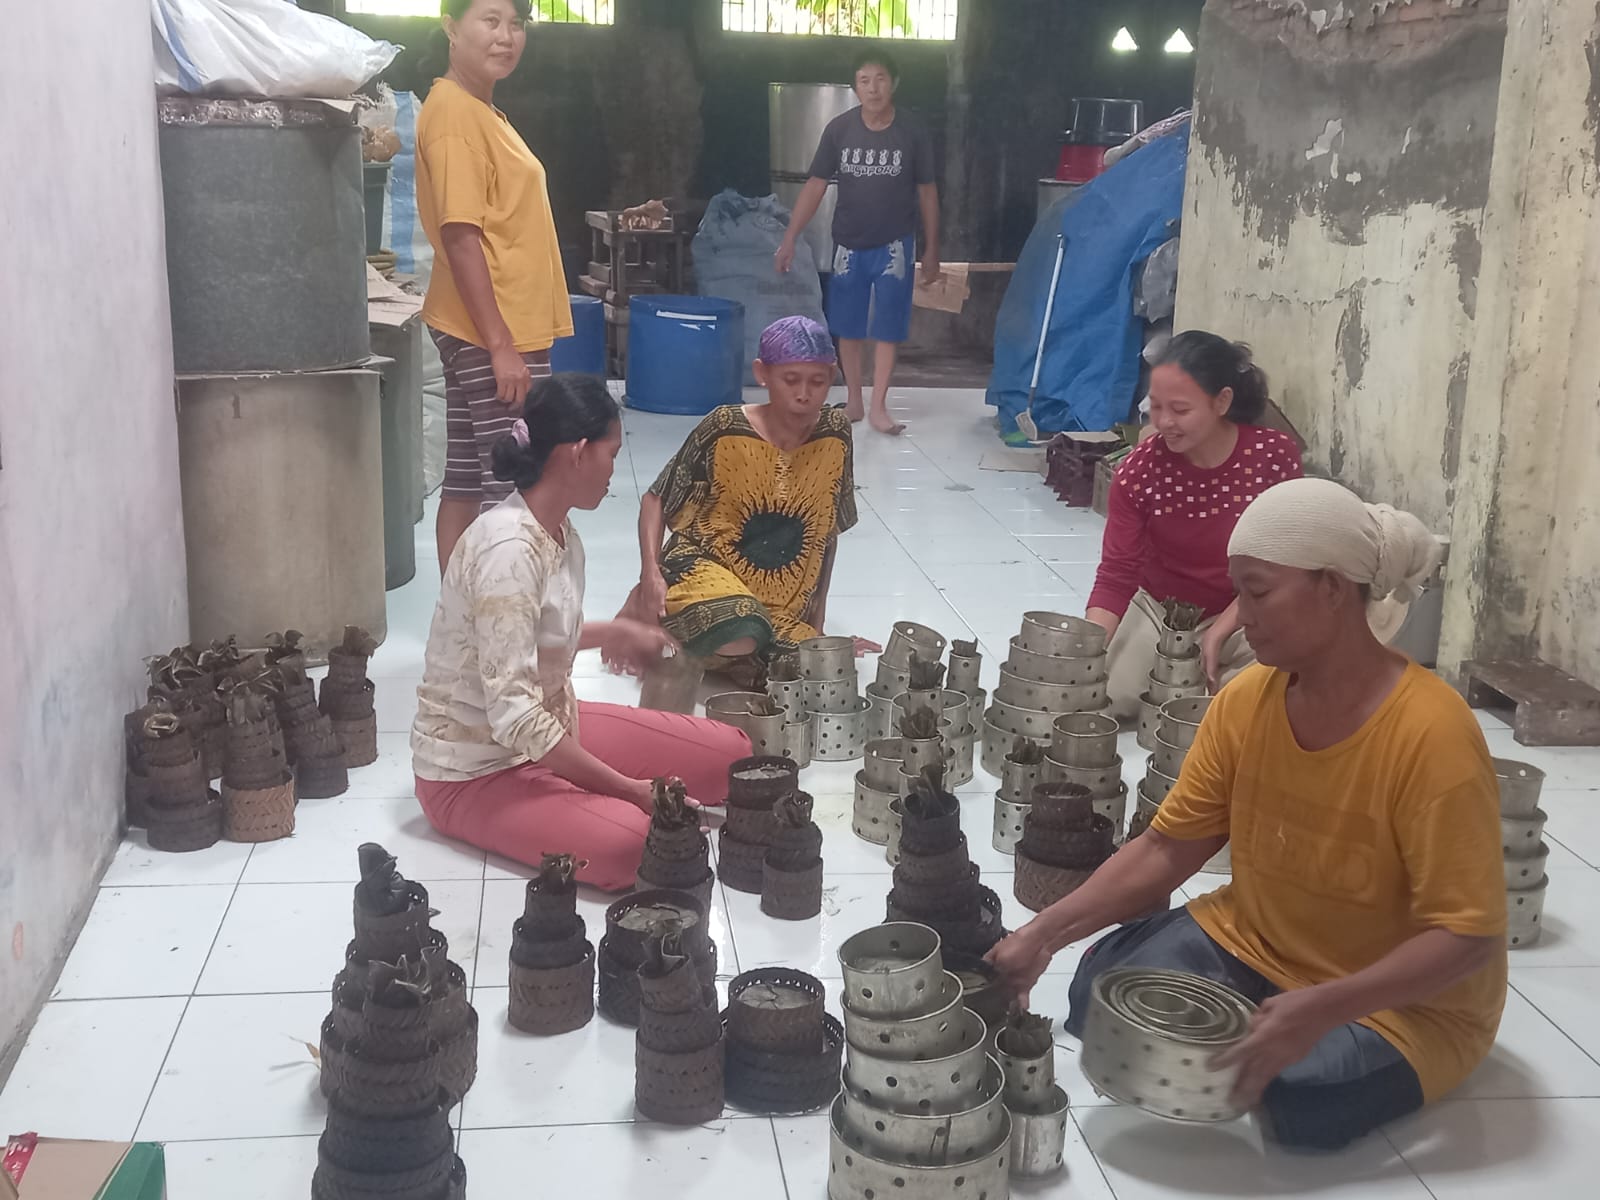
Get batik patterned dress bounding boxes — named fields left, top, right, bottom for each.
left=650, top=405, right=857, bottom=657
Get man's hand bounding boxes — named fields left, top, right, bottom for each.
left=774, top=240, right=797, bottom=274
left=490, top=345, right=532, bottom=408
left=1211, top=987, right=1339, bottom=1109
left=601, top=619, right=678, bottom=677
left=920, top=257, right=942, bottom=287
left=984, top=923, right=1054, bottom=1011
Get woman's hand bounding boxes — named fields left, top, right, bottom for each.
left=621, top=778, right=655, bottom=812
left=1200, top=623, right=1228, bottom=691
left=490, top=344, right=533, bottom=408
left=601, top=619, right=678, bottom=677
left=638, top=569, right=669, bottom=619
left=774, top=239, right=797, bottom=274
left=852, top=636, right=883, bottom=656
left=1211, top=987, right=1338, bottom=1109
left=984, top=923, right=1055, bottom=1011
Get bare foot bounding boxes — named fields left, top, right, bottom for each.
left=868, top=408, right=906, bottom=436
left=845, top=398, right=866, bottom=423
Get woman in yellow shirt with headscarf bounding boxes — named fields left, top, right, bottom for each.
left=988, top=478, right=1507, bottom=1151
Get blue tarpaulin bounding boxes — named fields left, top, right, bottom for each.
left=986, top=124, right=1190, bottom=439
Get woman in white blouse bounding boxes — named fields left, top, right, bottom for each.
left=411, top=375, right=752, bottom=890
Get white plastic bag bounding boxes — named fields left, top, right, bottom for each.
left=152, top=0, right=400, bottom=98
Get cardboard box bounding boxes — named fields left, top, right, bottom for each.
left=3, top=1139, right=164, bottom=1200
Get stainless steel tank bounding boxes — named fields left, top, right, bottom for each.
left=769, top=83, right=858, bottom=271
left=177, top=368, right=387, bottom=661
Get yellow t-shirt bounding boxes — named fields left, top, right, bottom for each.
left=1154, top=663, right=1507, bottom=1102
left=415, top=77, right=573, bottom=352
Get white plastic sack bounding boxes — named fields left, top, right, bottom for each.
left=152, top=0, right=400, bottom=98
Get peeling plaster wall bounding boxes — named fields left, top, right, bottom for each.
left=1174, top=0, right=1507, bottom=531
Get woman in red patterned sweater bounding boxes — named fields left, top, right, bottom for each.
left=1086, top=333, right=1303, bottom=718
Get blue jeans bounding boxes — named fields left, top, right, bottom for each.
left=826, top=235, right=916, bottom=344
left=1065, top=908, right=1425, bottom=1150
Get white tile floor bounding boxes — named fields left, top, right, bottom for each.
left=4, top=387, right=1599, bottom=1197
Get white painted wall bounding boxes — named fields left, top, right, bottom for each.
left=0, top=6, right=189, bottom=1065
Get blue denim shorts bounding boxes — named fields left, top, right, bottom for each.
left=826, top=235, right=916, bottom=344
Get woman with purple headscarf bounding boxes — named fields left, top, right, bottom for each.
left=620, top=316, right=878, bottom=684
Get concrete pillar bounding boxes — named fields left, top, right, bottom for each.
left=1439, top=0, right=1600, bottom=679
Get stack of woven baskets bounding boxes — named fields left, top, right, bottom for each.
left=507, top=854, right=596, bottom=1036
left=136, top=711, right=225, bottom=852
left=633, top=929, right=726, bottom=1125
left=886, top=770, right=1005, bottom=956
left=718, top=756, right=799, bottom=894
left=319, top=625, right=380, bottom=769
left=597, top=890, right=718, bottom=1026
left=315, top=844, right=474, bottom=1200
left=1013, top=782, right=1116, bottom=912
left=762, top=792, right=824, bottom=920
left=831, top=923, right=1012, bottom=1195
left=721, top=968, right=842, bottom=1114
left=219, top=688, right=295, bottom=843
left=275, top=662, right=349, bottom=799
left=982, top=611, right=1110, bottom=774
left=634, top=778, right=714, bottom=907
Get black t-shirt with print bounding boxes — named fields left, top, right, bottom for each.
left=807, top=108, right=936, bottom=251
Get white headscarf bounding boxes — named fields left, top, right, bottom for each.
left=1227, top=478, right=1441, bottom=643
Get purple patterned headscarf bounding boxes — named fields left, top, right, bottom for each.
left=758, top=315, right=837, bottom=365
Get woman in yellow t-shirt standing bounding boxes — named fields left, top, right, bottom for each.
left=988, top=479, right=1508, bottom=1151
left=416, top=0, right=574, bottom=566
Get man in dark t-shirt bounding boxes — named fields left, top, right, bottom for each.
left=775, top=49, right=941, bottom=435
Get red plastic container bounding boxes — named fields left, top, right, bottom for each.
left=1056, top=143, right=1109, bottom=184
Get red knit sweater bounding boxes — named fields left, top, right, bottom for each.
left=1086, top=427, right=1304, bottom=619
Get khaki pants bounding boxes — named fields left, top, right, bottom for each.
left=1104, top=590, right=1255, bottom=720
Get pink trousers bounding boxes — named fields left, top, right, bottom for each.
left=415, top=702, right=751, bottom=891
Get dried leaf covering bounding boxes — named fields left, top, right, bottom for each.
left=950, top=639, right=979, bottom=658
left=904, top=765, right=957, bottom=820
left=767, top=652, right=801, bottom=683
left=337, top=625, right=380, bottom=660
left=1160, top=599, right=1204, bottom=632
left=367, top=955, right=432, bottom=1007
left=1007, top=736, right=1045, bottom=765
left=908, top=651, right=947, bottom=691
left=640, top=925, right=689, bottom=978
left=1003, top=1010, right=1055, bottom=1058
left=650, top=777, right=696, bottom=830
left=142, top=711, right=184, bottom=739
left=899, top=706, right=941, bottom=740
left=773, top=791, right=816, bottom=829
left=746, top=694, right=783, bottom=717
left=532, top=852, right=582, bottom=894
left=264, top=630, right=305, bottom=663
left=355, top=842, right=413, bottom=917
left=226, top=685, right=274, bottom=728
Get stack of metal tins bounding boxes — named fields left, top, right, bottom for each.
left=830, top=924, right=1012, bottom=1198
left=1496, top=758, right=1549, bottom=949
left=1136, top=617, right=1209, bottom=752
left=800, top=636, right=870, bottom=762
left=982, top=612, right=1109, bottom=776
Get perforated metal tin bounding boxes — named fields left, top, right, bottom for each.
left=801, top=636, right=858, bottom=682
left=1080, top=967, right=1255, bottom=1123
left=1008, top=1086, right=1071, bottom=1179
left=875, top=661, right=913, bottom=696
left=1000, top=755, right=1044, bottom=804
left=837, top=923, right=946, bottom=1018
left=1156, top=626, right=1198, bottom=659
left=839, top=1058, right=1007, bottom=1164
left=854, top=773, right=898, bottom=845
left=1094, top=784, right=1129, bottom=836
left=814, top=697, right=871, bottom=761
left=705, top=692, right=789, bottom=756
left=1508, top=876, right=1548, bottom=949
left=1151, top=651, right=1205, bottom=688
left=1143, top=763, right=1179, bottom=803
left=841, top=974, right=969, bottom=1063
left=806, top=677, right=863, bottom=715
left=1136, top=694, right=1162, bottom=752
left=1505, top=842, right=1549, bottom=888
left=982, top=710, right=1046, bottom=778
left=995, top=1026, right=1055, bottom=1105
left=842, top=1007, right=988, bottom=1104
left=946, top=726, right=976, bottom=789
left=1150, top=733, right=1188, bottom=780
left=1495, top=758, right=1546, bottom=817
left=826, top=1094, right=1012, bottom=1200
left=864, top=739, right=906, bottom=791
left=1050, top=712, right=1120, bottom=767
left=1158, top=697, right=1212, bottom=750
left=1502, top=809, right=1548, bottom=857
left=994, top=668, right=1108, bottom=714
left=992, top=797, right=1030, bottom=855
left=785, top=719, right=814, bottom=769
left=1006, top=636, right=1108, bottom=686
left=865, top=683, right=898, bottom=742
left=1146, top=671, right=1208, bottom=706
left=947, top=649, right=983, bottom=699
left=1018, top=611, right=1108, bottom=657
left=1043, top=755, right=1123, bottom=799
left=883, top=621, right=948, bottom=670
left=769, top=677, right=806, bottom=722
left=989, top=696, right=1062, bottom=740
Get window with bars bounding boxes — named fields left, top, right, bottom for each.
left=343, top=1, right=612, bottom=21
left=721, top=1, right=958, bottom=39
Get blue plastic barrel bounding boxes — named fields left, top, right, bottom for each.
left=625, top=296, right=746, bottom=415
left=549, top=295, right=607, bottom=376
